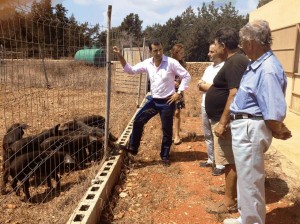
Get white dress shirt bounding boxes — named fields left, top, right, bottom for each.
left=124, top=55, right=191, bottom=99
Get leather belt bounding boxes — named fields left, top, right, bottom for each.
left=230, top=114, right=263, bottom=120
left=153, top=95, right=172, bottom=101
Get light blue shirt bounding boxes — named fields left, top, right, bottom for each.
left=230, top=50, right=287, bottom=121
left=123, top=55, right=191, bottom=99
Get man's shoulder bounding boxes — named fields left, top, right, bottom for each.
left=143, top=57, right=153, bottom=63
left=204, top=62, right=223, bottom=73
left=165, top=56, right=178, bottom=64
left=234, top=53, right=249, bottom=64
left=225, top=53, right=249, bottom=68
left=204, top=63, right=214, bottom=71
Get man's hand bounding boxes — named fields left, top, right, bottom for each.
left=272, top=123, right=292, bottom=140
left=197, top=80, right=206, bottom=89
left=113, top=46, right=120, bottom=54
left=167, top=92, right=182, bottom=104
left=214, top=122, right=227, bottom=139
left=112, top=46, right=126, bottom=67
left=265, top=120, right=292, bottom=140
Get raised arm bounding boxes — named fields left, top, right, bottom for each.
left=113, top=46, right=126, bottom=68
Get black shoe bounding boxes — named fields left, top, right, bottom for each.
left=119, top=144, right=138, bottom=155
left=199, top=161, right=213, bottom=167
left=161, top=159, right=170, bottom=167
left=212, top=167, right=225, bottom=176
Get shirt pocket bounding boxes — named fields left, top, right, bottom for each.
left=235, top=88, right=250, bottom=109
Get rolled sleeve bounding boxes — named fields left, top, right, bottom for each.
left=175, top=65, right=191, bottom=92
left=256, top=72, right=287, bottom=121
left=123, top=62, right=147, bottom=74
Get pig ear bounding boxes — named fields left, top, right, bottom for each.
left=20, top=123, right=30, bottom=129
left=64, top=154, right=76, bottom=164
left=89, top=135, right=97, bottom=142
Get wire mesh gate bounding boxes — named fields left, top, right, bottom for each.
left=0, top=2, right=148, bottom=223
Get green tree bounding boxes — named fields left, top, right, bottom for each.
left=119, top=13, right=143, bottom=44
left=52, top=4, right=69, bottom=58
left=141, top=1, right=247, bottom=61
left=175, top=6, right=197, bottom=59
left=54, top=3, right=69, bottom=23
left=159, top=16, right=183, bottom=52
left=28, top=0, right=54, bottom=58
left=66, top=14, right=80, bottom=57
left=190, top=1, right=247, bottom=61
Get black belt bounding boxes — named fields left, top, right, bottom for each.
left=153, top=95, right=172, bottom=101
left=230, top=114, right=263, bottom=120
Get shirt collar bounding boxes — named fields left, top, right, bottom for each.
left=248, top=50, right=273, bottom=71
left=213, top=61, right=224, bottom=68
left=150, top=54, right=167, bottom=65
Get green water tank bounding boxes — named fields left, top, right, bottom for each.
left=74, top=48, right=105, bottom=67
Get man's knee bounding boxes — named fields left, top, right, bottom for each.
left=135, top=109, right=157, bottom=123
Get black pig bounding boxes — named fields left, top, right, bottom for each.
left=6, top=151, right=75, bottom=201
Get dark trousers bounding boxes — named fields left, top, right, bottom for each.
left=130, top=95, right=175, bottom=159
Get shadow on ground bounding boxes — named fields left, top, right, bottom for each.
left=265, top=177, right=289, bottom=204
left=266, top=201, right=300, bottom=224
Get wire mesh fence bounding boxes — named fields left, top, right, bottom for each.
left=0, top=2, right=148, bottom=223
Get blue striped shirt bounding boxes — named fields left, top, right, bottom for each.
left=230, top=50, right=287, bottom=121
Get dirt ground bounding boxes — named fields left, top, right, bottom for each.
left=1, top=64, right=299, bottom=223
left=100, top=79, right=300, bottom=224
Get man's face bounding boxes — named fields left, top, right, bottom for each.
left=150, top=44, right=163, bottom=62
left=214, top=40, right=225, bottom=58
left=240, top=39, right=252, bottom=59
left=208, top=44, right=216, bottom=62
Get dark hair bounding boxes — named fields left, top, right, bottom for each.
left=214, top=27, right=239, bottom=50
left=148, top=39, right=162, bottom=51
left=170, top=43, right=186, bottom=68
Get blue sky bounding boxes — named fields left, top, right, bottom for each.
left=55, top=0, right=259, bottom=29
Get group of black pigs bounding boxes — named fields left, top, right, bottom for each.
left=0, top=115, right=118, bottom=202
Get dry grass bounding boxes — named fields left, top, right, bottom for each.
left=0, top=59, right=141, bottom=223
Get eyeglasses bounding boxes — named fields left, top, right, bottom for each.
left=239, top=38, right=252, bottom=45
left=239, top=39, right=245, bottom=45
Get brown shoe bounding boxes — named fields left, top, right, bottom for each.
left=209, top=185, right=225, bottom=195
left=206, top=202, right=237, bottom=214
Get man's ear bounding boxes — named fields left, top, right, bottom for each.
left=248, top=40, right=253, bottom=49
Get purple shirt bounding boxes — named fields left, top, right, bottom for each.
left=123, top=55, right=191, bottom=98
